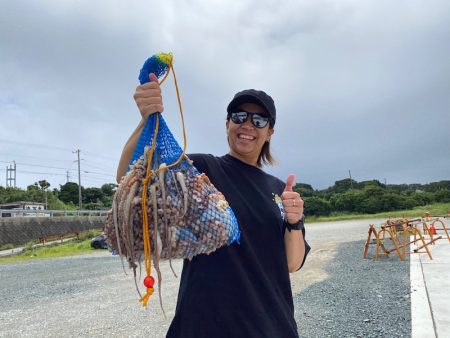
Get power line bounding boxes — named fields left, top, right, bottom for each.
left=82, top=150, right=118, bottom=162
left=4, top=163, right=114, bottom=180
left=82, top=176, right=115, bottom=183
left=0, top=139, right=72, bottom=152
left=82, top=170, right=115, bottom=178
left=17, top=170, right=67, bottom=176
left=0, top=152, right=72, bottom=163
left=82, top=161, right=114, bottom=172
left=0, top=160, right=76, bottom=172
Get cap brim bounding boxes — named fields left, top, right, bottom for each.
left=227, top=94, right=271, bottom=117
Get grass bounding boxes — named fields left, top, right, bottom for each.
left=0, top=244, right=14, bottom=251
left=0, top=229, right=104, bottom=264
left=2, top=204, right=448, bottom=262
left=308, top=202, right=450, bottom=223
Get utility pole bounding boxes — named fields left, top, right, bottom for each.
left=73, top=149, right=82, bottom=210
left=45, top=187, right=48, bottom=210
left=66, top=170, right=70, bottom=183
left=349, top=169, right=353, bottom=190
left=6, top=161, right=16, bottom=187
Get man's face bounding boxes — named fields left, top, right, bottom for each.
left=226, top=102, right=274, bottom=165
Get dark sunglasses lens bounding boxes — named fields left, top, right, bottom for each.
left=252, top=114, right=269, bottom=128
left=230, top=111, right=268, bottom=128
left=231, top=111, right=248, bottom=124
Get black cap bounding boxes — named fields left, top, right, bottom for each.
left=227, top=89, right=276, bottom=127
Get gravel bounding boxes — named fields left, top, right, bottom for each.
left=0, top=219, right=412, bottom=338
left=0, top=253, right=181, bottom=338
left=295, top=240, right=411, bottom=338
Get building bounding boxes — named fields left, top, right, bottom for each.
left=0, top=202, right=49, bottom=217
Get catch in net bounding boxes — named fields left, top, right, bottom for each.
left=104, top=53, right=240, bottom=311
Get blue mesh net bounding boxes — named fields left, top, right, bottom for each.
left=120, top=112, right=241, bottom=260
left=105, top=54, right=240, bottom=263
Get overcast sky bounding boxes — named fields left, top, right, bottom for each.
left=1, top=0, right=449, bottom=191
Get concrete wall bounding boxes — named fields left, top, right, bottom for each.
left=0, top=216, right=107, bottom=246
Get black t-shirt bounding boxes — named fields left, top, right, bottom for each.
left=166, top=154, right=310, bottom=338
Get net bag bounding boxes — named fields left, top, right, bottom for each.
left=104, top=53, right=240, bottom=310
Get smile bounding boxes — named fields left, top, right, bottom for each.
left=238, top=134, right=256, bottom=141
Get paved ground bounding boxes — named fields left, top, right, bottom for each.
left=410, top=231, right=450, bottom=338
left=3, top=218, right=446, bottom=337
left=0, top=218, right=382, bottom=337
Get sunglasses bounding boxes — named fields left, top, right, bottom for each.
left=229, top=111, right=270, bottom=129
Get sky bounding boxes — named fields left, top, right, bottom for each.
left=1, top=0, right=449, bottom=191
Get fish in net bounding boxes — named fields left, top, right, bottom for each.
left=104, top=53, right=240, bottom=312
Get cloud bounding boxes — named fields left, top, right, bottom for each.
left=1, top=0, right=449, bottom=190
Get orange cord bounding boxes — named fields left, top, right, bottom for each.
left=139, top=60, right=187, bottom=307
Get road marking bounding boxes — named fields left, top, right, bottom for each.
left=410, top=251, right=436, bottom=338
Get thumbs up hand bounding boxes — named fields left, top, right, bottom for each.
left=281, top=174, right=304, bottom=224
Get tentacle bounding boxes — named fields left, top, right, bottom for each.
left=154, top=260, right=166, bottom=318
left=113, top=192, right=127, bottom=275
left=132, top=265, right=143, bottom=299
left=126, top=181, right=139, bottom=263
left=176, top=171, right=188, bottom=216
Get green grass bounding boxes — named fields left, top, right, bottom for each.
left=0, top=229, right=104, bottom=264
left=0, top=244, right=14, bottom=251
left=308, top=202, right=450, bottom=223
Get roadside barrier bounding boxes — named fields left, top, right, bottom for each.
left=0, top=215, right=106, bottom=247
left=363, top=214, right=449, bottom=261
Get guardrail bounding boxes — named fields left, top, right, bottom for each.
left=0, top=209, right=110, bottom=217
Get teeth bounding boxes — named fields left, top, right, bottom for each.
left=238, top=134, right=255, bottom=140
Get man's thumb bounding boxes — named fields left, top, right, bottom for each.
left=285, top=174, right=295, bottom=192
left=149, top=73, right=159, bottom=83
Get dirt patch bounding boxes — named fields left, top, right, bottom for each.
left=290, top=242, right=339, bottom=294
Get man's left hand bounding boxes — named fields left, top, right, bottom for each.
left=281, top=174, right=304, bottom=224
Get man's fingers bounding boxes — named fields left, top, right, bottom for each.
left=149, top=72, right=159, bottom=83
left=138, top=81, right=161, bottom=91
left=136, top=96, right=163, bottom=106
left=143, top=104, right=164, bottom=114
left=284, top=174, right=295, bottom=192
left=282, top=198, right=304, bottom=209
left=134, top=89, right=162, bottom=100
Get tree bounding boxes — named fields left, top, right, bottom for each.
left=101, top=183, right=117, bottom=196
left=357, top=180, right=383, bottom=189
left=303, top=197, right=331, bottom=216
left=38, top=180, right=50, bottom=190
left=83, top=187, right=105, bottom=205
left=0, top=187, right=27, bottom=203
left=332, top=178, right=357, bottom=193
left=293, top=183, right=315, bottom=197
left=59, top=182, right=83, bottom=205
left=435, top=189, right=450, bottom=203
left=330, top=190, right=366, bottom=213
left=424, top=181, right=450, bottom=193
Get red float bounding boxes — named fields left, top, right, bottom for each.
left=144, top=276, right=155, bottom=288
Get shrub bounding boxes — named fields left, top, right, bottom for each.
left=303, top=197, right=331, bottom=216
left=0, top=244, right=14, bottom=251
left=77, top=229, right=102, bottom=241
left=22, top=240, right=37, bottom=253
left=330, top=190, right=366, bottom=213
left=434, top=189, right=450, bottom=203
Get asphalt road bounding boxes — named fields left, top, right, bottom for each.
left=1, top=218, right=410, bottom=337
